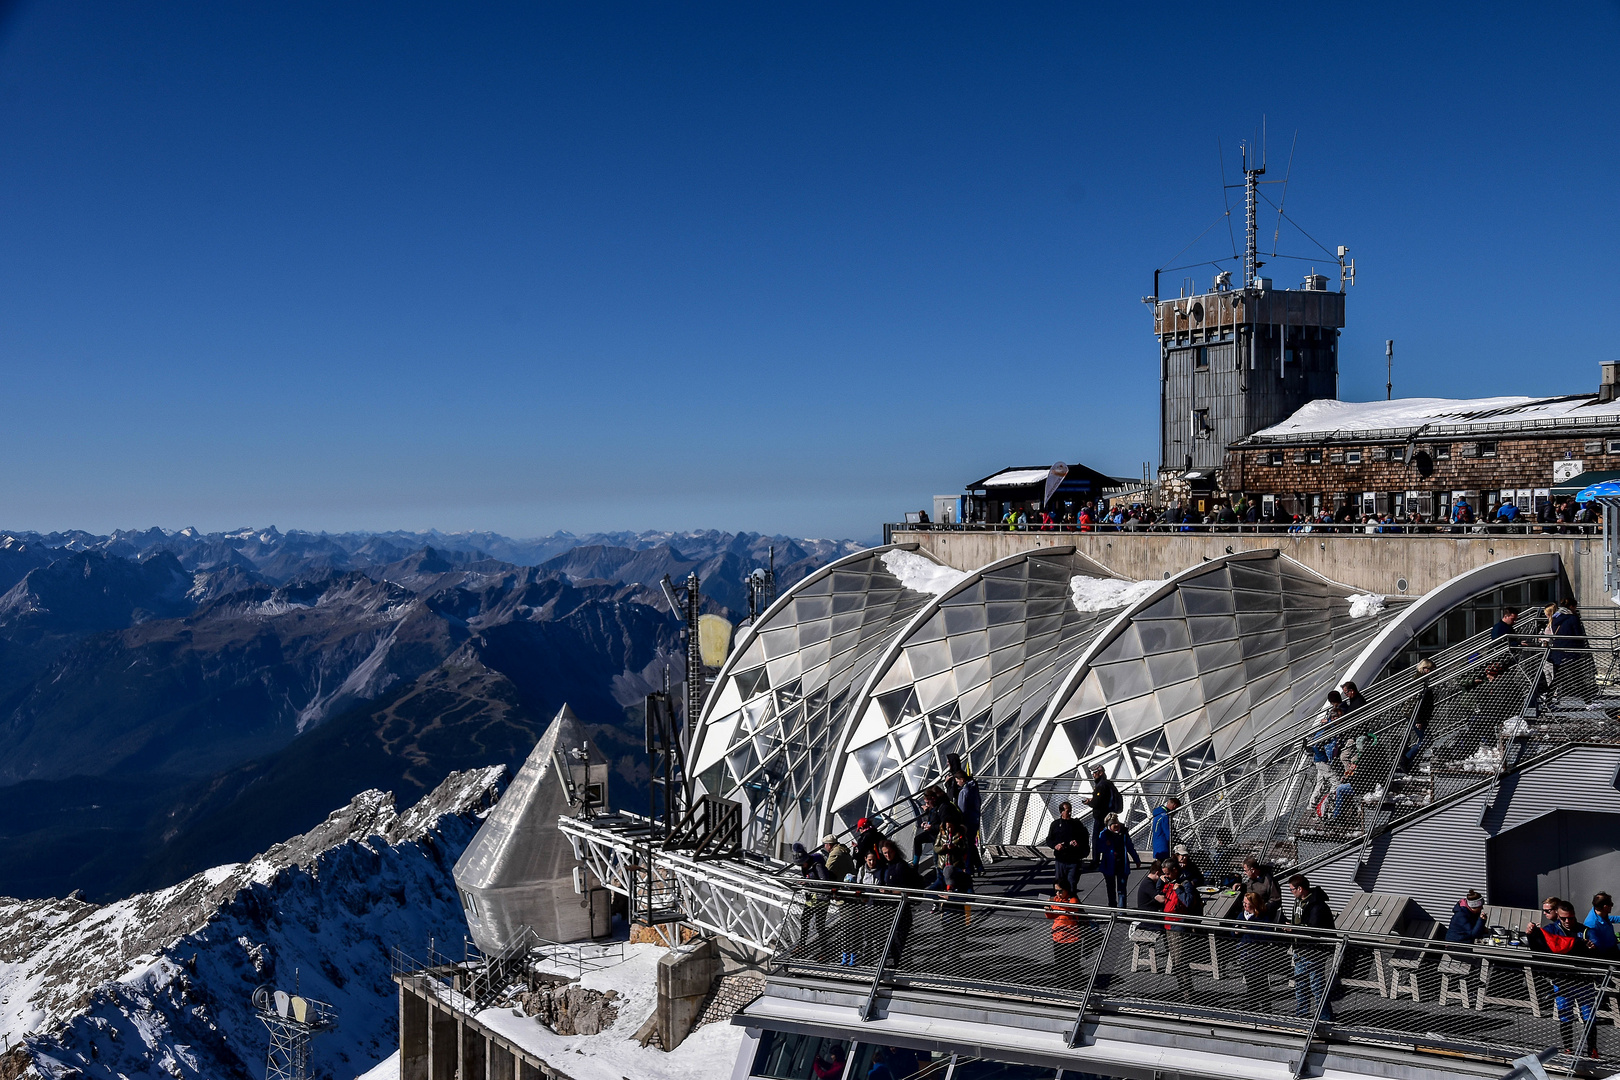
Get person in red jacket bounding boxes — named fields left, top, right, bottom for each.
left=1527, top=901, right=1600, bottom=1058
left=1046, top=886, right=1086, bottom=989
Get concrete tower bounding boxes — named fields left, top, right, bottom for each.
left=1155, top=146, right=1346, bottom=507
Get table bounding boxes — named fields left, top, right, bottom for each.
left=1334, top=889, right=1416, bottom=937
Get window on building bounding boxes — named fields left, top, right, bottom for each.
left=1292, top=451, right=1307, bottom=464
left=1308, top=449, right=1323, bottom=464
left=1371, top=447, right=1389, bottom=461
left=1267, top=451, right=1283, bottom=466
left=1586, top=440, right=1604, bottom=454
left=1478, top=441, right=1497, bottom=458
left=1607, top=439, right=1620, bottom=454
left=1329, top=451, right=1345, bottom=463
left=1346, top=450, right=1363, bottom=464
left=1434, top=444, right=1451, bottom=460
left=1262, top=494, right=1276, bottom=517
left=1195, top=346, right=1208, bottom=368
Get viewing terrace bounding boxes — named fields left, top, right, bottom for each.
left=555, top=609, right=1620, bottom=1078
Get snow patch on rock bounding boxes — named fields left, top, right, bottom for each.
left=881, top=550, right=968, bottom=596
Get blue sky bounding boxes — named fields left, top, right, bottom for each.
left=1, top=3, right=1616, bottom=540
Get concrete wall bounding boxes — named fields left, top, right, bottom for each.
left=893, top=528, right=1612, bottom=610
left=396, top=976, right=565, bottom=1080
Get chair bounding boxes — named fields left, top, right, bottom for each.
left=1129, top=925, right=1163, bottom=973
left=1188, top=933, right=1222, bottom=980
left=1385, top=922, right=1444, bottom=1003
left=1437, top=954, right=1475, bottom=1008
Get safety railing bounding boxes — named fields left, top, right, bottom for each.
left=774, top=880, right=1620, bottom=1078
left=886, top=521, right=1600, bottom=538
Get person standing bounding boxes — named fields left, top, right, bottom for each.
left=1096, top=813, right=1140, bottom=908
left=1287, top=875, right=1336, bottom=1023
left=1083, top=766, right=1122, bottom=867
left=1586, top=893, right=1620, bottom=959
left=1150, top=798, right=1180, bottom=862
left=950, top=760, right=983, bottom=872
left=821, top=834, right=855, bottom=884
left=1528, top=901, right=1600, bottom=1057
left=1491, top=608, right=1518, bottom=640
left=1044, top=801, right=1088, bottom=897
left=1235, top=891, right=1275, bottom=1010
left=912, top=786, right=963, bottom=865
left=1338, top=681, right=1365, bottom=714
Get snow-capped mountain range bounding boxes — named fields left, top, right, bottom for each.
left=0, top=767, right=504, bottom=1080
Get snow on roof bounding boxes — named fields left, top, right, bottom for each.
left=1246, top=394, right=1620, bottom=441
left=979, top=468, right=1053, bottom=487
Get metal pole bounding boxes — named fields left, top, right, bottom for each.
left=861, top=898, right=909, bottom=1022
left=1066, top=913, right=1119, bottom=1048
left=1386, top=339, right=1394, bottom=400
left=1566, top=966, right=1612, bottom=1077
left=1291, top=939, right=1346, bottom=1080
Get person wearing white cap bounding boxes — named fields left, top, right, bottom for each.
left=1445, top=890, right=1489, bottom=943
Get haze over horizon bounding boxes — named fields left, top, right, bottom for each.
left=2, top=2, right=1616, bottom=539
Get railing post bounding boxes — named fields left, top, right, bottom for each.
left=1567, top=966, right=1612, bottom=1078
left=1291, top=938, right=1346, bottom=1080
left=860, top=897, right=909, bottom=1022
left=1065, top=912, right=1118, bottom=1048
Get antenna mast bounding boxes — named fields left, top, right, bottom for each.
left=1242, top=142, right=1266, bottom=286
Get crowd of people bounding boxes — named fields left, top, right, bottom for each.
left=948, top=494, right=1601, bottom=535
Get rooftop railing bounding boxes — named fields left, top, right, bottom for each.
left=773, top=879, right=1620, bottom=1078
left=885, top=520, right=1599, bottom=539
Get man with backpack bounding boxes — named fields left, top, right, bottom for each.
left=1083, top=766, right=1123, bottom=868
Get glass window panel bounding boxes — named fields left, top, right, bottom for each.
left=905, top=637, right=954, bottom=680
left=1094, top=657, right=1152, bottom=700
left=1105, top=624, right=1146, bottom=662
left=983, top=574, right=1030, bottom=602
left=1193, top=639, right=1243, bottom=670
left=1186, top=615, right=1236, bottom=645
left=1153, top=676, right=1206, bottom=722
left=1145, top=647, right=1197, bottom=686
left=1062, top=710, right=1108, bottom=757
left=942, top=604, right=988, bottom=636
left=1135, top=618, right=1192, bottom=655
left=1180, top=586, right=1237, bottom=615
left=1108, top=693, right=1165, bottom=741
left=1163, top=711, right=1210, bottom=754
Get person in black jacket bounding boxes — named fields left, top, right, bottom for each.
left=1445, top=891, right=1489, bottom=943
left=1044, top=801, right=1089, bottom=896
left=1136, top=860, right=1164, bottom=911
left=1287, top=874, right=1336, bottom=1022
left=1082, top=766, right=1122, bottom=867
left=911, top=786, right=963, bottom=864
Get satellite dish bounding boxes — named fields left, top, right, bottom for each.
left=1412, top=451, right=1434, bottom=478
left=291, top=997, right=309, bottom=1024
left=1190, top=301, right=1204, bottom=323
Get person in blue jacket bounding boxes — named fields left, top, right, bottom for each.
left=1585, top=892, right=1620, bottom=958
left=1096, top=812, right=1140, bottom=908
left=1149, top=797, right=1180, bottom=861
left=1445, top=891, right=1489, bottom=942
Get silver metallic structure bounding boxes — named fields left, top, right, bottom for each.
left=452, top=704, right=609, bottom=951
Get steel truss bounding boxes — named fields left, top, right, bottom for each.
left=558, top=814, right=795, bottom=951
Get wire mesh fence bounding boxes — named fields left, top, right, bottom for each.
left=773, top=881, right=1620, bottom=1074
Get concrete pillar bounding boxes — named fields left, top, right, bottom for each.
left=429, top=1004, right=458, bottom=1080
left=400, top=981, right=430, bottom=1080
left=488, top=1042, right=515, bottom=1080
left=657, top=938, right=721, bottom=1051
left=460, top=1023, right=484, bottom=1080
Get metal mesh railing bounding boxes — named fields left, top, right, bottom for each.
left=774, top=882, right=1620, bottom=1075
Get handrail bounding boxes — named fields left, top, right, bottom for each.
left=888, top=521, right=1599, bottom=537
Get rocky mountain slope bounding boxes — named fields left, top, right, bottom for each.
left=0, top=767, right=505, bottom=1080
left=0, top=528, right=861, bottom=901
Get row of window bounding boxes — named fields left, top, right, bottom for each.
left=1262, top=437, right=1620, bottom=467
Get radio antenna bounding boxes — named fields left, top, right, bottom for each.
left=1272, top=130, right=1297, bottom=257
